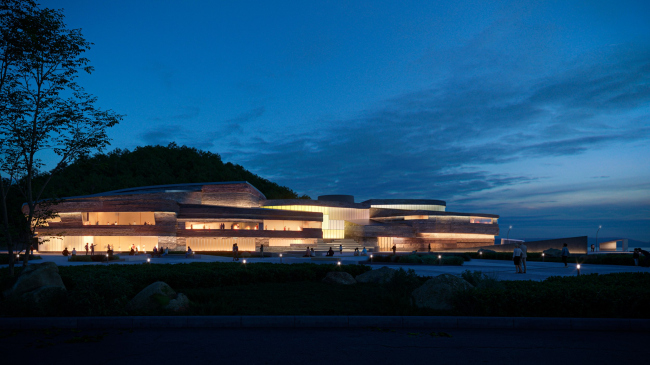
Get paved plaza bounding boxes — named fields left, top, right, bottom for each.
left=4, top=251, right=648, bottom=281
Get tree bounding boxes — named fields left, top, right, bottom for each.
left=0, top=1, right=121, bottom=276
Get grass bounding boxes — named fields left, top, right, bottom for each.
left=1, top=263, right=649, bottom=318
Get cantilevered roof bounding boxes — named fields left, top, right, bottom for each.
left=59, top=181, right=265, bottom=200
left=361, top=199, right=446, bottom=207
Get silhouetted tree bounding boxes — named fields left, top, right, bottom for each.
left=0, top=1, right=121, bottom=275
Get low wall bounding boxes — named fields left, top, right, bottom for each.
left=475, top=236, right=588, bottom=254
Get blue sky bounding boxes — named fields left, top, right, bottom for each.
left=41, top=0, right=650, bottom=241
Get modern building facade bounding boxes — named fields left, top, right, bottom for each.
left=31, top=181, right=499, bottom=253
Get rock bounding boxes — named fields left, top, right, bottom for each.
left=3, top=262, right=66, bottom=303
left=412, top=274, right=473, bottom=311
left=355, top=266, right=396, bottom=284
left=127, top=281, right=189, bottom=312
left=543, top=248, right=562, bottom=257
left=322, top=271, right=356, bottom=285
left=165, top=293, right=190, bottom=312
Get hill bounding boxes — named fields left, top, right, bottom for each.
left=37, top=144, right=307, bottom=200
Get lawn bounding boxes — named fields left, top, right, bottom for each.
left=1, top=262, right=649, bottom=318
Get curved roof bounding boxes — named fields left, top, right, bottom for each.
left=59, top=181, right=265, bottom=200
left=362, top=199, right=446, bottom=207
left=262, top=199, right=367, bottom=209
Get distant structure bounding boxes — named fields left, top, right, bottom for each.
left=500, top=238, right=524, bottom=246
left=29, top=182, right=499, bottom=253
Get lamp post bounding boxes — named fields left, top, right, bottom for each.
left=595, top=225, right=602, bottom=251
left=507, top=225, right=513, bottom=243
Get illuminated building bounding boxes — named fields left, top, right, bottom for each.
left=31, top=182, right=498, bottom=253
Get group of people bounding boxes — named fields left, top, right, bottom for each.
left=512, top=242, right=529, bottom=273
left=352, top=247, right=368, bottom=256
left=303, top=246, right=315, bottom=257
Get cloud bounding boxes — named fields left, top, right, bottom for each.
left=140, top=106, right=265, bottom=148
left=229, top=45, right=650, bottom=204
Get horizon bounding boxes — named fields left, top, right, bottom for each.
left=39, top=0, right=650, bottom=241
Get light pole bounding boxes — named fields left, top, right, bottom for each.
left=507, top=225, right=513, bottom=243
left=595, top=225, right=602, bottom=251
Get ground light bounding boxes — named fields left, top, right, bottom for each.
left=105, top=253, right=109, bottom=263
left=279, top=254, right=283, bottom=264
left=370, top=254, right=373, bottom=263
left=243, top=259, right=246, bottom=264
left=438, top=255, right=442, bottom=265
left=479, top=251, right=483, bottom=258
left=147, top=258, right=150, bottom=263
left=542, top=253, right=545, bottom=262
left=577, top=264, right=581, bottom=276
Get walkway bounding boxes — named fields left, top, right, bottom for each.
left=3, top=252, right=649, bottom=281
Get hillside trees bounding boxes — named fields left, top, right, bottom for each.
left=0, top=1, right=121, bottom=275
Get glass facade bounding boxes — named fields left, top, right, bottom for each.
left=38, top=235, right=158, bottom=252
left=186, top=237, right=255, bottom=251
left=82, top=212, right=156, bottom=225
left=370, top=204, right=445, bottom=211
left=262, top=205, right=368, bottom=239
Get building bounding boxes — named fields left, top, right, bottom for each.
left=31, top=181, right=499, bottom=253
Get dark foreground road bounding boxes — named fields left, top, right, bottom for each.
left=1, top=327, right=646, bottom=364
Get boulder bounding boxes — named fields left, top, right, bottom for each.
left=322, top=271, right=356, bottom=285
left=127, top=281, right=189, bottom=312
left=355, top=266, right=396, bottom=284
left=3, top=262, right=66, bottom=304
left=165, top=293, right=190, bottom=312
left=543, top=248, right=562, bottom=258
left=412, top=274, right=473, bottom=311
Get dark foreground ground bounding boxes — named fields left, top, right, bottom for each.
left=1, top=327, right=646, bottom=364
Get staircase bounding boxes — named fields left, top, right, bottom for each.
left=316, top=239, right=368, bottom=252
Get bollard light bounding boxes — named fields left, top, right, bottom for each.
left=577, top=264, right=581, bottom=276
left=479, top=251, right=483, bottom=258
left=370, top=254, right=373, bottom=263
left=147, top=258, right=150, bottom=263
left=337, top=261, right=341, bottom=266
left=542, top=253, right=545, bottom=262
left=243, top=259, right=247, bottom=264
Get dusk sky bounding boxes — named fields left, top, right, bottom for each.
left=42, top=0, right=649, bottom=242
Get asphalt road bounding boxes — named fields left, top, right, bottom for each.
left=1, top=327, right=646, bottom=364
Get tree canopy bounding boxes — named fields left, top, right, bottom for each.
left=36, top=143, right=309, bottom=200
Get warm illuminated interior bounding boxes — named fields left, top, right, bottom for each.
left=470, top=217, right=494, bottom=224
left=370, top=204, right=445, bottom=211
left=184, top=221, right=260, bottom=230
left=83, top=212, right=156, bottom=225
left=186, top=237, right=255, bottom=251
left=404, top=215, right=429, bottom=220
left=262, top=205, right=367, bottom=239
left=38, top=235, right=158, bottom=252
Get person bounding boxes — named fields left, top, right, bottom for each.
left=327, top=247, right=334, bottom=257
left=428, top=243, right=431, bottom=253
left=392, top=244, right=396, bottom=255
left=354, top=248, right=359, bottom=256
left=234, top=243, right=239, bottom=261
left=310, top=247, right=314, bottom=257
left=640, top=249, right=650, bottom=267
left=186, top=246, right=193, bottom=258
left=85, top=243, right=89, bottom=255
left=513, top=244, right=523, bottom=273
left=153, top=246, right=158, bottom=257
left=361, top=247, right=367, bottom=256
left=90, top=243, right=95, bottom=255
left=339, top=244, right=343, bottom=255
left=129, top=247, right=135, bottom=256
left=260, top=244, right=264, bottom=258
left=520, top=242, right=528, bottom=273
left=165, top=247, right=169, bottom=255
left=62, top=247, right=69, bottom=256
left=71, top=248, right=77, bottom=256
left=304, top=247, right=311, bottom=257
left=232, top=243, right=237, bottom=261
left=30, top=244, right=34, bottom=255
left=591, top=244, right=595, bottom=252
left=561, top=243, right=569, bottom=267
left=633, top=248, right=640, bottom=266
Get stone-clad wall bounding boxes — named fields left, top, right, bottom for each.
left=475, top=236, right=588, bottom=254
left=201, top=184, right=265, bottom=208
